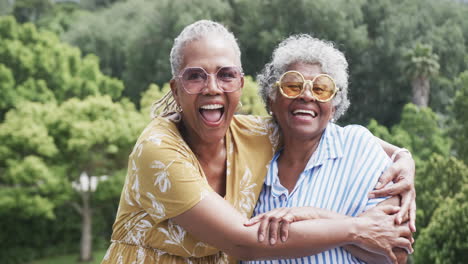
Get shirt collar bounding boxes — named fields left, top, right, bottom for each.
left=265, top=122, right=344, bottom=188
left=303, top=122, right=344, bottom=171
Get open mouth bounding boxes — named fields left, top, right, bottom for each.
left=292, top=109, right=317, bottom=118
left=199, top=104, right=225, bottom=124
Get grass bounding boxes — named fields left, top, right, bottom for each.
left=31, top=250, right=107, bottom=264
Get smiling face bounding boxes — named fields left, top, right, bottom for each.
left=270, top=62, right=335, bottom=141
left=170, top=35, right=243, bottom=145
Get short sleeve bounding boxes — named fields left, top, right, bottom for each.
left=127, top=129, right=212, bottom=223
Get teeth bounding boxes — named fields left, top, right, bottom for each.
left=293, top=109, right=317, bottom=117
left=200, top=104, right=223, bottom=110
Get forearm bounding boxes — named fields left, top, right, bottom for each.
left=376, top=137, right=412, bottom=162
left=375, top=137, right=399, bottom=157
left=344, top=244, right=389, bottom=264
left=344, top=245, right=407, bottom=264
left=233, top=218, right=360, bottom=260
left=173, top=192, right=360, bottom=260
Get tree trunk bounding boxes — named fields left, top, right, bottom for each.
left=80, top=191, right=93, bottom=262
left=411, top=76, right=430, bottom=107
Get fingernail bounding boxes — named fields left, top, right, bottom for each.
left=281, top=236, right=286, bottom=242
left=270, top=238, right=276, bottom=245
left=259, top=234, right=264, bottom=242
left=368, top=193, right=375, bottom=199
left=375, top=182, right=382, bottom=188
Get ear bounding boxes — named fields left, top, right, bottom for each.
left=170, top=79, right=180, bottom=105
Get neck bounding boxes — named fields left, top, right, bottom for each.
left=179, top=123, right=226, bottom=160
left=280, top=133, right=322, bottom=166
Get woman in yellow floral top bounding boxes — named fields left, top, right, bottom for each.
left=102, top=20, right=414, bottom=264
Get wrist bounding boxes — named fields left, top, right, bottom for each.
left=391, top=148, right=412, bottom=162
left=346, top=218, right=362, bottom=245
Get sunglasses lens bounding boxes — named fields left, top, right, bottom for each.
left=216, top=67, right=243, bottom=92
left=181, top=68, right=207, bottom=93
left=280, top=72, right=304, bottom=97
left=313, top=75, right=336, bottom=101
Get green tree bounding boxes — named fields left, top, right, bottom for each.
left=12, top=0, right=53, bottom=23
left=414, top=184, right=468, bottom=264
left=0, top=96, right=146, bottom=262
left=451, top=71, right=468, bottom=164
left=238, top=75, right=268, bottom=116
left=368, top=103, right=450, bottom=163
left=64, top=0, right=232, bottom=104
left=0, top=16, right=123, bottom=119
left=415, top=154, right=468, bottom=231
left=139, top=82, right=171, bottom=121
left=403, top=43, right=440, bottom=107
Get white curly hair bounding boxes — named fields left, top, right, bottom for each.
left=170, top=20, right=241, bottom=77
left=152, top=20, right=242, bottom=119
left=257, top=34, right=350, bottom=121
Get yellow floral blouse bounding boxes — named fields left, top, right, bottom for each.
left=102, top=115, right=278, bottom=264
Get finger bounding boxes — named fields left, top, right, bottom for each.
left=245, top=215, right=263, bottom=226
left=395, top=191, right=412, bottom=224
left=410, top=199, right=417, bottom=232
left=394, top=237, right=414, bottom=254
left=257, top=216, right=269, bottom=242
left=379, top=205, right=400, bottom=215
left=397, top=224, right=412, bottom=238
left=280, top=218, right=291, bottom=242
left=268, top=216, right=281, bottom=245
left=375, top=166, right=398, bottom=190
left=369, top=179, right=411, bottom=198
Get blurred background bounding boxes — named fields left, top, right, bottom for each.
left=0, top=0, right=467, bottom=263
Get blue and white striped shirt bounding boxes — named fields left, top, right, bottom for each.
left=242, top=123, right=391, bottom=264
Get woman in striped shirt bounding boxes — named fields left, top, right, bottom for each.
left=243, top=35, right=412, bottom=264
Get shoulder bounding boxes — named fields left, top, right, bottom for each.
left=231, top=115, right=275, bottom=133
left=329, top=123, right=385, bottom=159
left=130, top=117, right=190, bottom=160
left=231, top=115, right=279, bottom=152
left=334, top=124, right=377, bottom=145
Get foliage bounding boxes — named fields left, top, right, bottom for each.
left=403, top=42, right=439, bottom=80
left=0, top=16, right=124, bottom=119
left=0, top=96, right=145, bottom=263
left=451, top=71, right=468, bottom=164
left=64, top=0, right=233, bottom=105
left=367, top=103, right=451, bottom=163
left=12, top=0, right=52, bottom=23
left=238, top=75, right=268, bottom=116
left=415, top=154, right=468, bottom=231
left=414, top=184, right=468, bottom=264
left=139, top=83, right=171, bottom=121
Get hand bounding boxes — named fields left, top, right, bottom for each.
left=369, top=152, right=416, bottom=232
left=355, top=205, right=413, bottom=264
left=244, top=207, right=316, bottom=245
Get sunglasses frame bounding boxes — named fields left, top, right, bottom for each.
left=176, top=66, right=244, bottom=94
left=275, top=71, right=339, bottom=102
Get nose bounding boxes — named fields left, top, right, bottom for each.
left=298, top=81, right=316, bottom=102
left=201, top=73, right=223, bottom=95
